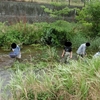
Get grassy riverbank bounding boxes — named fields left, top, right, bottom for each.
left=0, top=45, right=100, bottom=100
left=0, top=1, right=100, bottom=99
left=1, top=56, right=100, bottom=100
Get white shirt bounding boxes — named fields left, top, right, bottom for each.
left=76, top=43, right=86, bottom=55
left=93, top=52, right=100, bottom=58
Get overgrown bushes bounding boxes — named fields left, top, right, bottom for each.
left=41, top=20, right=76, bottom=46
left=0, top=22, right=43, bottom=50
left=76, top=0, right=100, bottom=36
left=0, top=20, right=74, bottom=49
left=0, top=19, right=99, bottom=51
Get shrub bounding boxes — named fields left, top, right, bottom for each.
left=76, top=0, right=100, bottom=36
left=41, top=20, right=76, bottom=46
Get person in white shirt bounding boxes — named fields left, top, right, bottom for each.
left=93, top=52, right=100, bottom=58
left=76, top=42, right=90, bottom=57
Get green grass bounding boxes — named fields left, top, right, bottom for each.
left=1, top=56, right=100, bottom=100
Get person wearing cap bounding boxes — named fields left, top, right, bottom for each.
left=9, top=43, right=21, bottom=59
left=76, top=42, right=90, bottom=58
left=61, top=41, right=72, bottom=63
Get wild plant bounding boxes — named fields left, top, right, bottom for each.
left=2, top=55, right=100, bottom=100
left=41, top=45, right=59, bottom=62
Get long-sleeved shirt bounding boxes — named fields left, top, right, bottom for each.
left=12, top=45, right=20, bottom=55
left=10, top=45, right=21, bottom=58
left=76, top=43, right=86, bottom=55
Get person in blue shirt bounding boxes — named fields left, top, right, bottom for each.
left=9, top=43, right=21, bottom=59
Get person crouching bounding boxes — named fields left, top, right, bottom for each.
left=9, top=43, right=21, bottom=59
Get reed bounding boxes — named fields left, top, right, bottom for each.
left=1, top=57, right=100, bottom=100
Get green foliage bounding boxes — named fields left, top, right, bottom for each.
left=76, top=0, right=100, bottom=36
left=41, top=46, right=59, bottom=62
left=79, top=79, right=89, bottom=100
left=21, top=89, right=35, bottom=100
left=37, top=92, right=52, bottom=100
left=4, top=57, right=100, bottom=100
left=71, top=32, right=89, bottom=49
left=41, top=20, right=76, bottom=46
left=41, top=2, right=71, bottom=18
left=58, top=67, right=76, bottom=95
left=0, top=22, right=43, bottom=50
left=1, top=29, right=22, bottom=50
left=51, top=7, right=70, bottom=18
left=0, top=20, right=99, bottom=51
left=90, top=37, right=100, bottom=50
left=11, top=61, right=31, bottom=71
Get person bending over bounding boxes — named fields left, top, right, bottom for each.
left=9, top=43, right=21, bottom=59
left=76, top=42, right=90, bottom=58
left=61, top=41, right=72, bottom=63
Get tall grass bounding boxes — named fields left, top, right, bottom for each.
left=90, top=37, right=100, bottom=51
left=1, top=57, right=100, bottom=100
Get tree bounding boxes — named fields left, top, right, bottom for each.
left=76, top=0, right=100, bottom=35
left=41, top=2, right=72, bottom=19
